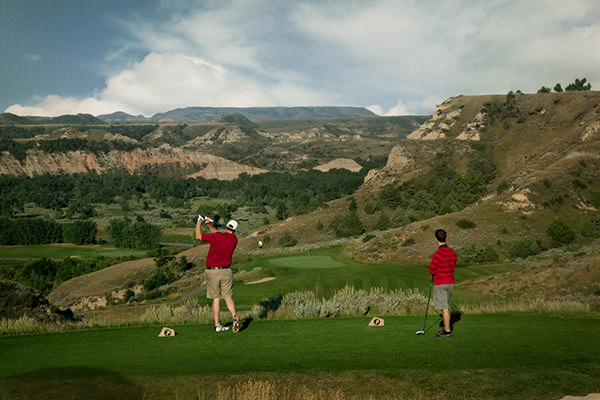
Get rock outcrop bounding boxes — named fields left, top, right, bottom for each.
left=0, top=145, right=267, bottom=180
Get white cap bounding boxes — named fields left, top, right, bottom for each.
left=226, top=220, right=238, bottom=231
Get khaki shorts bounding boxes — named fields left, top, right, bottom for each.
left=206, top=268, right=233, bottom=299
left=433, top=284, right=454, bottom=310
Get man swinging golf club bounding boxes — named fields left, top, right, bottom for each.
left=196, top=215, right=240, bottom=333
left=428, top=229, right=457, bottom=338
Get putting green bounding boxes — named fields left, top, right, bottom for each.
left=267, top=255, right=346, bottom=269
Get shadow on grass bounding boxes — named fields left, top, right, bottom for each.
left=224, top=316, right=253, bottom=332
left=438, top=310, right=463, bottom=332
left=0, top=367, right=141, bottom=400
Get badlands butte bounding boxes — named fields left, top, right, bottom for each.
left=38, top=91, right=600, bottom=309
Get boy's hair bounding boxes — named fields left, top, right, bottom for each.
left=435, top=229, right=447, bottom=243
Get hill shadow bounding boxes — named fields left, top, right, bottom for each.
left=1, top=367, right=141, bottom=400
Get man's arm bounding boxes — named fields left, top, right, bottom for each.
left=195, top=216, right=218, bottom=240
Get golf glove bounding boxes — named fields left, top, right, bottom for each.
left=197, top=215, right=205, bottom=222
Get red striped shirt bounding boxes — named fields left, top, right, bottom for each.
left=428, top=245, right=456, bottom=285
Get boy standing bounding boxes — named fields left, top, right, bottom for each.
left=428, top=229, right=457, bottom=338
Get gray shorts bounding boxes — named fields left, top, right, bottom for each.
left=205, top=268, right=233, bottom=299
left=433, top=284, right=454, bottom=310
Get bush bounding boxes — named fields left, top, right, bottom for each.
left=278, top=232, right=298, bottom=247
left=507, top=238, right=544, bottom=259
left=546, top=219, right=575, bottom=246
left=330, top=211, right=364, bottom=238
left=456, top=219, right=476, bottom=229
left=457, top=244, right=499, bottom=264
left=578, top=214, right=600, bottom=238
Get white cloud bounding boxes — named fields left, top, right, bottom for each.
left=6, top=52, right=328, bottom=116
left=5, top=0, right=600, bottom=116
left=5, top=95, right=125, bottom=117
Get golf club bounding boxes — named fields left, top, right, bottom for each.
left=416, top=276, right=434, bottom=335
left=199, top=215, right=264, bottom=248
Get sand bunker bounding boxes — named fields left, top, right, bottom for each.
left=245, top=277, right=276, bottom=285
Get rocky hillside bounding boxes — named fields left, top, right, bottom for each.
left=0, top=115, right=426, bottom=176
left=0, top=145, right=267, bottom=180
left=259, top=91, right=600, bottom=260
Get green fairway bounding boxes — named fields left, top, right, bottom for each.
left=212, top=247, right=515, bottom=311
left=0, top=245, right=146, bottom=260
left=1, top=313, right=598, bottom=399
left=267, top=255, right=347, bottom=268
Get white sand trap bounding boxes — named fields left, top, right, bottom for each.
left=560, top=395, right=600, bottom=400
left=245, top=277, right=276, bottom=285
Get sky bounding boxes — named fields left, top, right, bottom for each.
left=1, top=0, right=599, bottom=117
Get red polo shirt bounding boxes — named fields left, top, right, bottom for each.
left=201, top=232, right=238, bottom=268
left=428, top=244, right=457, bottom=285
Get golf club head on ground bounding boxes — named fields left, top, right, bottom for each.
left=415, top=330, right=425, bottom=335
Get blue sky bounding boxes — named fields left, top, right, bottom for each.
left=1, top=0, right=599, bottom=117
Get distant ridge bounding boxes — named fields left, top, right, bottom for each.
left=0, top=112, right=104, bottom=125
left=100, top=106, right=377, bottom=123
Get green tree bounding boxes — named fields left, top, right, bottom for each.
left=537, top=86, right=551, bottom=93
left=62, top=220, right=97, bottom=245
left=546, top=219, right=575, bottom=245
left=332, top=211, right=364, bottom=238
left=565, top=78, right=591, bottom=91
left=553, top=83, right=563, bottom=92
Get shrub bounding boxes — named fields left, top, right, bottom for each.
left=507, top=238, right=544, bottom=259
left=546, top=219, right=575, bottom=245
left=402, top=238, right=416, bottom=247
left=456, top=219, right=476, bottom=229
left=278, top=232, right=297, bottom=247
left=330, top=211, right=364, bottom=238
left=457, top=244, right=499, bottom=264
left=364, top=201, right=378, bottom=215
left=578, top=214, right=600, bottom=238
left=496, top=179, right=510, bottom=194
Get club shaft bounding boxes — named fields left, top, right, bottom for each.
left=212, top=220, right=261, bottom=243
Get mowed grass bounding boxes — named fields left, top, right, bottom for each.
left=0, top=244, right=146, bottom=260
left=0, top=313, right=599, bottom=399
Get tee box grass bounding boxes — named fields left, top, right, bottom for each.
left=0, top=313, right=598, bottom=399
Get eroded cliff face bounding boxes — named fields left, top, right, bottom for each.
left=365, top=92, right=600, bottom=189
left=0, top=145, right=267, bottom=180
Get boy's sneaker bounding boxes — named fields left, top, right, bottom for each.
left=435, top=329, right=453, bottom=338
left=233, top=314, right=240, bottom=333
left=214, top=325, right=229, bottom=332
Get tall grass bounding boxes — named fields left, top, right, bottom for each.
left=201, top=380, right=368, bottom=400
left=258, top=286, right=427, bottom=319
left=1, top=292, right=594, bottom=336
left=0, top=315, right=48, bottom=335
left=138, top=300, right=214, bottom=324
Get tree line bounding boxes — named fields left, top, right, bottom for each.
left=0, top=169, right=366, bottom=220
left=0, top=218, right=97, bottom=245
left=0, top=138, right=142, bottom=161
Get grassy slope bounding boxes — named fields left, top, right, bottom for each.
left=203, top=247, right=514, bottom=311
left=1, top=314, right=598, bottom=399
